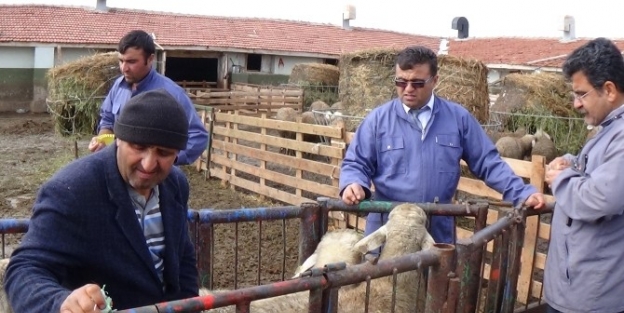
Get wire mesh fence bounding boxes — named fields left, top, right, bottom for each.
left=489, top=110, right=588, bottom=155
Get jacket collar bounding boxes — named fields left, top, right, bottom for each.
left=102, top=144, right=183, bottom=288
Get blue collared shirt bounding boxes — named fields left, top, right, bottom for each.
left=98, top=69, right=209, bottom=165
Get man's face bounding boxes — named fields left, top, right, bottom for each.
left=570, top=71, right=612, bottom=126
left=118, top=47, right=154, bottom=85
left=395, top=63, right=438, bottom=109
left=116, top=139, right=178, bottom=197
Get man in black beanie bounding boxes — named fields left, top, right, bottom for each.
left=5, top=89, right=199, bottom=312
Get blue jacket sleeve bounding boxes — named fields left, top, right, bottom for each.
left=461, top=114, right=537, bottom=206
left=338, top=118, right=375, bottom=197
left=98, top=90, right=115, bottom=133
left=171, top=91, right=209, bottom=165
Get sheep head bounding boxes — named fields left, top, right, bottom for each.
left=518, top=134, right=535, bottom=152
left=292, top=228, right=363, bottom=278
left=353, top=203, right=434, bottom=257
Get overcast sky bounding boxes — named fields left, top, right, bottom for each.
left=1, top=0, right=621, bottom=39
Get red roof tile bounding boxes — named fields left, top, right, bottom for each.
left=0, top=5, right=440, bottom=56
left=448, top=37, right=624, bottom=68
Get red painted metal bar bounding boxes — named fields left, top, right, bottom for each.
left=116, top=275, right=328, bottom=313
left=455, top=213, right=518, bottom=313
left=445, top=275, right=460, bottom=313
left=321, top=245, right=445, bottom=289
left=425, top=243, right=456, bottom=313
left=486, top=220, right=511, bottom=313
left=501, top=209, right=528, bottom=313
left=298, top=202, right=322, bottom=267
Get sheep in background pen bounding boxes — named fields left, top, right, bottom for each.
left=308, top=100, right=330, bottom=112
left=274, top=107, right=298, bottom=156
left=495, top=133, right=535, bottom=160
left=486, top=127, right=526, bottom=144
left=202, top=203, right=434, bottom=313
left=531, top=129, right=558, bottom=164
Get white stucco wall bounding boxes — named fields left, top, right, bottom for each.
left=34, top=47, right=55, bottom=69
left=0, top=47, right=34, bottom=68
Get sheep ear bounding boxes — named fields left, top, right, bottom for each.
left=421, top=232, right=436, bottom=251
left=353, top=225, right=388, bottom=254
left=292, top=253, right=318, bottom=278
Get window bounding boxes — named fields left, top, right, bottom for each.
left=247, top=54, right=262, bottom=71
left=324, top=58, right=338, bottom=66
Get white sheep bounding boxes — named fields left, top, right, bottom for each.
left=292, top=228, right=364, bottom=278
left=335, top=203, right=434, bottom=313
left=203, top=203, right=434, bottom=313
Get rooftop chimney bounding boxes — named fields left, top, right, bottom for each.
left=451, top=17, right=469, bottom=39
left=96, top=0, right=108, bottom=12
left=342, top=5, right=356, bottom=30
left=438, top=38, right=449, bottom=55
left=561, top=15, right=576, bottom=41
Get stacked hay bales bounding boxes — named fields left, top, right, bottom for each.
left=289, top=63, right=340, bottom=110
left=289, top=63, right=340, bottom=86
left=47, top=52, right=119, bottom=136
left=491, top=72, right=587, bottom=155
left=338, top=48, right=490, bottom=124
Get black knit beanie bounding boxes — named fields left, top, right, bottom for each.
left=114, top=89, right=189, bottom=150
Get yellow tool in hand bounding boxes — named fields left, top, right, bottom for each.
left=96, top=134, right=115, bottom=146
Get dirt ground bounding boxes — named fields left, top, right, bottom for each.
left=0, top=112, right=299, bottom=289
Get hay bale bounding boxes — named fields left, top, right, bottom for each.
left=492, top=72, right=574, bottom=117
left=338, top=48, right=490, bottom=123
left=436, top=56, right=490, bottom=123
left=47, top=52, right=119, bottom=136
left=491, top=72, right=587, bottom=155
left=288, top=63, right=340, bottom=86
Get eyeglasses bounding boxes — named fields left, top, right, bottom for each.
left=571, top=89, right=594, bottom=104
left=394, top=76, right=433, bottom=89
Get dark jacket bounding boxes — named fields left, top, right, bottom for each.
left=4, top=144, right=198, bottom=312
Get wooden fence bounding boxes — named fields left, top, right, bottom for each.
left=189, top=84, right=303, bottom=116
left=193, top=111, right=555, bottom=306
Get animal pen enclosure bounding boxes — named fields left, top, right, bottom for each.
left=0, top=200, right=553, bottom=313
left=191, top=103, right=556, bottom=311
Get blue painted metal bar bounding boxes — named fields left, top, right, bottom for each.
left=0, top=219, right=29, bottom=233
left=195, top=206, right=305, bottom=224
left=317, top=197, right=489, bottom=217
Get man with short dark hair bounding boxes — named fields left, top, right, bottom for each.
left=544, top=37, right=624, bottom=313
left=339, top=45, right=544, bottom=245
left=89, top=30, right=208, bottom=166
left=5, top=89, right=199, bottom=312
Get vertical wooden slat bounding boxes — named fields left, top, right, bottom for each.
left=517, top=155, right=546, bottom=303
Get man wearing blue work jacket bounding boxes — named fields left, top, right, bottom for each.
left=339, top=46, right=544, bottom=245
